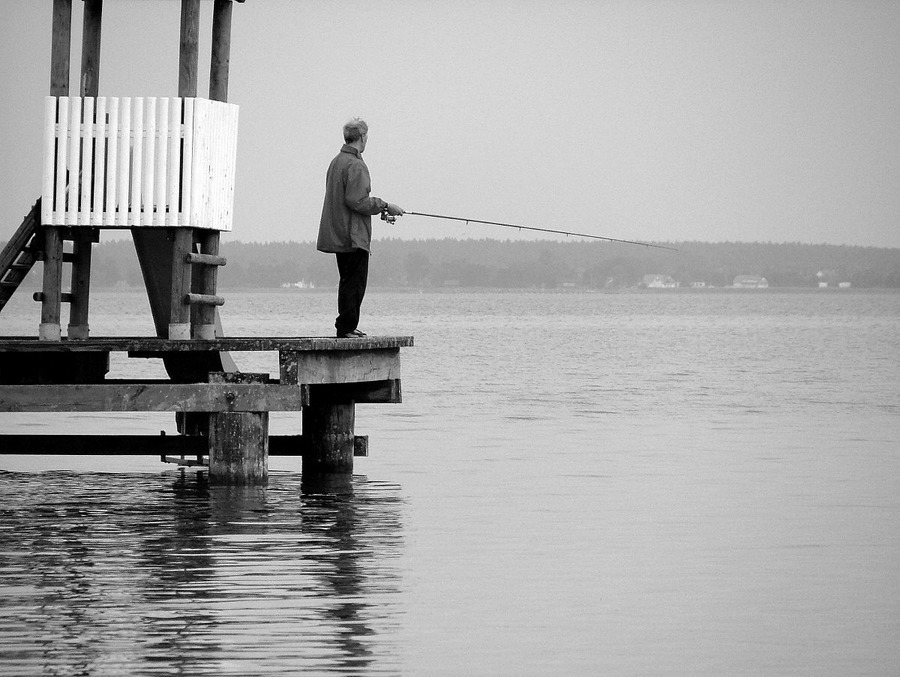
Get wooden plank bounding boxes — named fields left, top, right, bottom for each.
left=308, top=379, right=401, bottom=405
left=0, top=434, right=368, bottom=457
left=66, top=97, right=81, bottom=224
left=0, top=383, right=306, bottom=413
left=280, top=348, right=401, bottom=385
left=42, top=99, right=57, bottom=221
left=0, top=336, right=414, bottom=353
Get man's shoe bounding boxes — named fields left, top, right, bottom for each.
left=336, top=329, right=366, bottom=338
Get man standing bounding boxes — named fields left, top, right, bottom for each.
left=317, top=118, right=404, bottom=338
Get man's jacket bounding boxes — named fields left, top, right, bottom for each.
left=317, top=144, right=387, bottom=253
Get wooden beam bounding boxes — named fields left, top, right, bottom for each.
left=179, top=0, right=201, bottom=97
left=0, top=434, right=369, bottom=457
left=209, top=0, right=234, bottom=102
left=50, top=0, right=72, bottom=96
left=0, top=336, right=414, bottom=353
left=280, top=348, right=402, bottom=385
left=0, top=383, right=307, bottom=413
left=308, top=379, right=402, bottom=405
left=80, top=0, right=103, bottom=98
left=186, top=252, right=227, bottom=266
left=185, top=293, right=225, bottom=306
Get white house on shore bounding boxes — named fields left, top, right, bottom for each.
left=642, top=274, right=678, bottom=288
left=732, top=275, right=769, bottom=288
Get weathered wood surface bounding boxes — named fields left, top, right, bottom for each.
left=39, top=228, right=63, bottom=341
left=0, top=434, right=368, bottom=457
left=67, top=230, right=95, bottom=339
left=50, top=0, right=72, bottom=96
left=209, top=410, right=267, bottom=484
left=80, top=0, right=102, bottom=98
left=280, top=348, right=401, bottom=385
left=301, top=402, right=356, bottom=475
left=0, top=336, right=414, bottom=353
left=179, top=0, right=200, bottom=97
left=0, top=382, right=307, bottom=412
left=209, top=0, right=233, bottom=103
left=308, top=380, right=401, bottom=405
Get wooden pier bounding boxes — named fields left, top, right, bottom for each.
left=0, top=1, right=413, bottom=484
left=0, top=335, right=412, bottom=483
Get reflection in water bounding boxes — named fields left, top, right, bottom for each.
left=0, top=470, right=406, bottom=676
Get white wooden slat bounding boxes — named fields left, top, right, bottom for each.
left=79, top=97, right=95, bottom=225
left=154, top=98, right=169, bottom=226
left=130, top=97, right=144, bottom=226
left=66, top=97, right=81, bottom=224
left=116, top=98, right=131, bottom=227
left=93, top=97, right=107, bottom=226
left=42, top=97, right=57, bottom=224
left=141, top=97, right=156, bottom=226
left=40, top=95, right=238, bottom=230
left=54, top=98, right=69, bottom=225
left=167, top=98, right=181, bottom=226
left=181, top=97, right=194, bottom=228
left=104, top=97, right=119, bottom=226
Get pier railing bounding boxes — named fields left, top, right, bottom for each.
left=41, top=96, right=239, bottom=231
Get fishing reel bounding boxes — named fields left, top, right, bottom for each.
left=380, top=208, right=397, bottom=224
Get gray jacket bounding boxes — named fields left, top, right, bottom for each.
left=316, top=144, right=387, bottom=253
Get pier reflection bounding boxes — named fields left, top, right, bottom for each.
left=0, top=470, right=406, bottom=676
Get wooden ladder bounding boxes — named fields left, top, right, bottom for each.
left=0, top=199, right=42, bottom=314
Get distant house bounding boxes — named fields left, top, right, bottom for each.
left=732, top=275, right=768, bottom=288
left=642, top=274, right=678, bottom=288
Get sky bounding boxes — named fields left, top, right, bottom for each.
left=2, top=0, right=899, bottom=248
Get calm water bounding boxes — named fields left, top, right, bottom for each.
left=1, top=288, right=899, bottom=676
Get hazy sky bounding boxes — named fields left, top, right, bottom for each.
left=2, top=0, right=899, bottom=247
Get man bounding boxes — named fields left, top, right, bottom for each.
left=317, top=118, right=404, bottom=338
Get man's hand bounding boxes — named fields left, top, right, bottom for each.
left=385, top=203, right=404, bottom=217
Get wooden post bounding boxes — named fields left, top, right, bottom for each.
left=67, top=231, right=95, bottom=339
left=168, top=228, right=192, bottom=339
left=39, top=228, right=63, bottom=341
left=80, top=0, right=102, bottom=97
left=50, top=0, right=72, bottom=96
left=207, top=372, right=269, bottom=485
left=210, top=0, right=233, bottom=103
left=208, top=411, right=269, bottom=485
left=301, top=403, right=356, bottom=475
left=67, top=0, right=103, bottom=340
left=41, top=0, right=73, bottom=341
left=179, top=0, right=200, bottom=97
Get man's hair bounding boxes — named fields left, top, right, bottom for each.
left=343, top=118, right=368, bottom=143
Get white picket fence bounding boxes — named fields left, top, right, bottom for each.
left=41, top=96, right=239, bottom=231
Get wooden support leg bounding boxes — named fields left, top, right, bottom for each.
left=39, top=227, right=63, bottom=341
left=67, top=230, right=94, bottom=339
left=192, top=230, right=220, bottom=340
left=208, top=411, right=269, bottom=485
left=301, top=402, right=356, bottom=476
left=168, top=227, right=192, bottom=339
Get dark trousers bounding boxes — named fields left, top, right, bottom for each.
left=335, top=249, right=369, bottom=334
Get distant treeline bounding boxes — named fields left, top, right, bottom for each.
left=5, top=238, right=900, bottom=289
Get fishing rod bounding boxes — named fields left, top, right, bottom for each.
left=382, top=210, right=677, bottom=251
